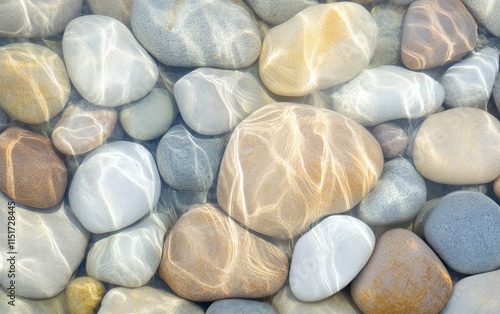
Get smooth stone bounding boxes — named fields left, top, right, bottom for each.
left=358, top=158, right=426, bottom=225
left=259, top=3, right=377, bottom=97
left=160, top=184, right=217, bottom=217
left=0, top=286, right=67, bottom=314
left=413, top=107, right=500, bottom=184
left=494, top=72, right=500, bottom=112
left=87, top=0, right=133, bottom=26
left=156, top=124, right=226, bottom=191
left=207, top=299, right=277, bottom=314
left=441, top=270, right=500, bottom=314
left=52, top=99, right=117, bottom=155
left=351, top=229, right=452, bottom=313
left=0, top=108, right=7, bottom=130
left=120, top=88, right=178, bottom=141
left=441, top=47, right=499, bottom=108
left=412, top=198, right=441, bottom=238
left=131, top=0, right=261, bottom=68
left=371, top=123, right=408, bottom=158
left=159, top=204, right=289, bottom=302
left=217, top=103, right=383, bottom=239
left=494, top=175, right=500, bottom=199
left=329, top=65, right=444, bottom=126
left=247, top=0, right=317, bottom=25
left=289, top=215, right=375, bottom=302
left=424, top=191, right=500, bottom=274
left=0, top=43, right=70, bottom=124
left=391, top=0, right=416, bottom=5
left=86, top=213, right=167, bottom=287
left=0, top=0, right=82, bottom=37
left=63, top=15, right=158, bottom=107
left=174, top=67, right=275, bottom=136
left=0, top=127, right=67, bottom=209
left=66, top=277, right=105, bottom=314
left=0, top=192, right=89, bottom=299
left=401, top=0, right=477, bottom=70
left=98, top=286, right=204, bottom=314
left=69, top=141, right=161, bottom=233
left=462, top=0, right=500, bottom=37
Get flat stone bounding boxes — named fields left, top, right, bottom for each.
left=329, top=65, right=444, bottom=126
left=207, top=299, right=277, bottom=314
left=424, top=191, right=500, bottom=274
left=371, top=123, right=408, bottom=158
left=289, top=215, right=375, bottom=302
left=87, top=0, right=133, bottom=26
left=0, top=127, right=67, bottom=209
left=66, top=277, right=105, bottom=314
left=63, top=15, right=158, bottom=107
left=401, top=0, right=477, bottom=70
left=247, top=0, right=317, bottom=25
left=462, top=0, right=500, bottom=37
left=0, top=43, right=70, bottom=124
left=413, top=107, right=500, bottom=184
left=159, top=203, right=289, bottom=302
left=69, top=141, right=161, bottom=233
left=259, top=3, right=377, bottom=96
left=351, top=229, right=452, bottom=313
left=217, top=103, right=384, bottom=239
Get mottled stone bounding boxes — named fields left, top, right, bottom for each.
left=0, top=43, right=70, bottom=124
left=66, top=277, right=105, bottom=314
left=371, top=123, right=408, bottom=158
left=351, top=229, right=452, bottom=314
left=247, top=0, right=317, bottom=25
left=259, top=3, right=377, bottom=96
left=159, top=204, right=289, bottom=302
left=0, top=127, right=67, bottom=209
left=218, top=103, right=383, bottom=239
left=87, top=0, right=133, bottom=26
left=413, top=107, right=500, bottom=184
left=52, top=100, right=117, bottom=155
left=207, top=299, right=277, bottom=314
left=462, top=0, right=500, bottom=37
left=401, top=0, right=477, bottom=70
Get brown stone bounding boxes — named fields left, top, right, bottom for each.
left=401, top=0, right=477, bottom=70
left=351, top=229, right=452, bottom=314
left=66, top=277, right=105, bottom=314
left=217, top=103, right=383, bottom=239
left=371, top=122, right=408, bottom=158
left=159, top=203, right=289, bottom=302
left=0, top=127, right=67, bottom=209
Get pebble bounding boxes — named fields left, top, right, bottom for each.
left=63, top=15, right=158, bottom=107
left=0, top=286, right=67, bottom=314
left=131, top=0, right=261, bottom=68
left=246, top=0, right=317, bottom=25
left=494, top=73, right=500, bottom=112
left=0, top=127, right=67, bottom=209
left=259, top=3, right=377, bottom=96
left=217, top=103, right=383, bottom=239
left=120, top=88, right=178, bottom=141
left=52, top=99, right=117, bottom=155
left=329, top=65, right=444, bottom=126
left=66, top=277, right=105, bottom=314
left=87, top=0, right=133, bottom=26
left=440, top=47, right=499, bottom=108
left=207, top=299, right=277, bottom=314
left=159, top=203, right=289, bottom=302
left=462, top=0, right=500, bottom=37
left=174, top=67, right=274, bottom=136
left=289, top=215, right=375, bottom=302
left=0, top=109, right=7, bottom=130
left=351, top=229, right=452, bottom=314
left=69, top=141, right=161, bottom=234
left=371, top=123, right=408, bottom=158
left=0, top=43, right=70, bottom=124
left=401, top=0, right=477, bottom=70
left=424, top=191, right=500, bottom=274
left=494, top=176, right=500, bottom=199
left=413, top=107, right=500, bottom=184
left=358, top=158, right=426, bottom=226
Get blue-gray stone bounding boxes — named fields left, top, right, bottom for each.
left=207, top=299, right=277, bottom=314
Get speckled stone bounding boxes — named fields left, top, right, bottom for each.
left=351, top=229, right=452, bottom=314
left=207, top=299, right=277, bottom=314
left=247, top=0, right=317, bottom=25
left=424, top=191, right=500, bottom=274
left=66, top=277, right=105, bottom=314
left=0, top=43, right=70, bottom=124
left=87, top=0, right=133, bottom=26
left=371, top=123, right=408, bottom=158
left=0, top=127, right=67, bottom=209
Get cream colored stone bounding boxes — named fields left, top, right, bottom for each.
left=66, top=277, right=105, bottom=314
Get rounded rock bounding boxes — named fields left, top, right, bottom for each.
left=371, top=123, right=408, bottom=158
left=246, top=0, right=317, bottom=25
left=462, top=0, right=500, bottom=37
left=207, top=299, right=277, bottom=314
left=66, top=277, right=105, bottom=314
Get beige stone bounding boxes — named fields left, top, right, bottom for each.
left=66, top=277, right=105, bottom=314
left=87, top=0, right=133, bottom=26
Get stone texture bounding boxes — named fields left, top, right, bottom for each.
left=259, top=3, right=377, bottom=97
left=66, top=277, right=105, bottom=314
left=401, top=0, right=477, bottom=70
left=0, top=0, right=82, bottom=37
left=159, top=203, right=289, bottom=302
left=494, top=175, right=500, bottom=199
left=87, top=0, right=133, bottom=26
left=289, top=215, right=375, bottom=302
left=207, top=299, right=277, bottom=314
left=63, top=15, right=158, bottom=107
left=0, top=286, right=67, bottom=314
left=131, top=0, right=261, bottom=68
left=98, top=286, right=204, bottom=314
left=69, top=141, right=161, bottom=233
left=174, top=67, right=275, bottom=136
left=120, top=88, right=178, bottom=141
left=329, top=65, right=444, bottom=126
left=0, top=127, right=67, bottom=209
left=494, top=72, right=500, bottom=112
left=52, top=99, right=117, bottom=155
left=462, top=0, right=500, bottom=37
left=0, top=191, right=89, bottom=299
left=217, top=103, right=383, bottom=239
left=424, top=191, right=500, bottom=274
left=247, top=0, right=317, bottom=25
left=413, top=107, right=500, bottom=184
left=371, top=123, right=408, bottom=158
left=351, top=229, right=452, bottom=314
left=0, top=43, right=70, bottom=124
